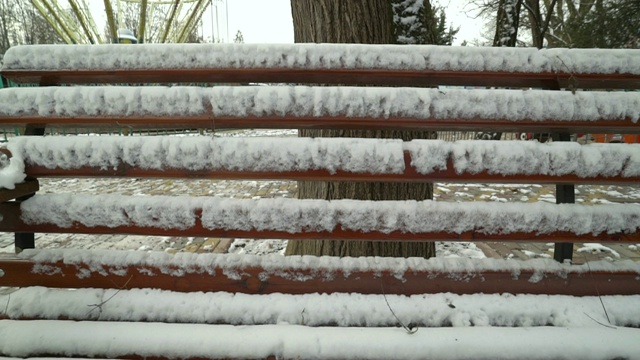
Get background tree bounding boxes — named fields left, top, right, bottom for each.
left=476, top=0, right=638, bottom=49
left=492, top=0, right=522, bottom=46
left=106, top=2, right=202, bottom=44
left=0, top=0, right=62, bottom=60
left=476, top=0, right=556, bottom=48
left=545, top=0, right=639, bottom=48
left=285, top=0, right=455, bottom=258
left=233, top=30, right=244, bottom=43
left=393, top=0, right=459, bottom=45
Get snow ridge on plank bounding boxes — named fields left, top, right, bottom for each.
left=5, top=136, right=640, bottom=180
left=1, top=320, right=638, bottom=359
left=3, top=287, right=640, bottom=327
left=7, top=136, right=405, bottom=175
left=3, top=43, right=640, bottom=75
left=408, top=140, right=640, bottom=177
left=17, top=194, right=640, bottom=236
left=1, top=86, right=638, bottom=122
left=18, top=248, right=640, bottom=276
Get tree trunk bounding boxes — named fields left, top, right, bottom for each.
left=285, top=0, right=436, bottom=259
left=493, top=0, right=523, bottom=47
left=527, top=0, right=544, bottom=48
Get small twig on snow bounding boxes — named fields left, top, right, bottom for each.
left=381, top=284, right=417, bottom=334
left=583, top=255, right=614, bottom=327
left=555, top=56, right=578, bottom=94
left=583, top=312, right=616, bottom=329
left=3, top=294, right=9, bottom=316
left=87, top=275, right=133, bottom=318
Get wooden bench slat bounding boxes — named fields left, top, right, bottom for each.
left=0, top=178, right=38, bottom=202
left=1, top=250, right=639, bottom=296
left=5, top=137, right=640, bottom=185
left=4, top=68, right=640, bottom=89
left=3, top=44, right=640, bottom=88
left=2, top=285, right=640, bottom=326
left=17, top=157, right=640, bottom=185
left=3, top=114, right=639, bottom=134
left=0, top=195, right=638, bottom=243
left=0, top=320, right=638, bottom=360
left=2, top=87, right=639, bottom=133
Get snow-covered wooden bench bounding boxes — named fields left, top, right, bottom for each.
left=1, top=44, right=639, bottom=359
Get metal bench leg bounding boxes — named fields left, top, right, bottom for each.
left=14, top=125, right=46, bottom=253
left=14, top=193, right=35, bottom=253
left=554, top=132, right=575, bottom=263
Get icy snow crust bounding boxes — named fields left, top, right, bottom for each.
left=1, top=86, right=639, bottom=122
left=4, top=43, right=640, bottom=74
left=19, top=194, right=640, bottom=236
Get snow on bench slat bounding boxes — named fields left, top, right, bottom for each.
left=1, top=86, right=638, bottom=122
left=3, top=286, right=639, bottom=327
left=18, top=248, right=640, bottom=277
left=1, top=320, right=638, bottom=359
left=9, top=135, right=404, bottom=174
left=3, top=136, right=639, bottom=190
left=3, top=43, right=640, bottom=75
left=18, top=194, right=640, bottom=236
left=407, top=140, right=640, bottom=177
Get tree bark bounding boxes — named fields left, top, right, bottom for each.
left=285, top=0, right=436, bottom=259
left=493, top=0, right=523, bottom=47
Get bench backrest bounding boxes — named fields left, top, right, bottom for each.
left=1, top=42, right=640, bottom=281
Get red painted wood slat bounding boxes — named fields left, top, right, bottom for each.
left=2, top=114, right=639, bottom=134
left=3, top=151, right=637, bottom=185
left=0, top=202, right=637, bottom=244
left=1, top=255, right=638, bottom=296
left=3, top=68, right=639, bottom=89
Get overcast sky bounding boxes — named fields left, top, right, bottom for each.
left=92, top=0, right=485, bottom=45
left=219, top=0, right=485, bottom=45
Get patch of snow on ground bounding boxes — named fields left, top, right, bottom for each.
left=591, top=198, right=616, bottom=204
left=577, top=243, right=621, bottom=258
left=437, top=242, right=486, bottom=259
left=538, top=194, right=556, bottom=203
left=522, top=250, right=552, bottom=259
left=229, top=239, right=287, bottom=255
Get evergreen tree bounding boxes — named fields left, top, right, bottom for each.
left=392, top=0, right=459, bottom=45
left=234, top=30, right=244, bottom=44
left=549, top=0, right=640, bottom=48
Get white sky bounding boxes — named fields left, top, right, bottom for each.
left=91, top=0, right=485, bottom=45
left=218, top=0, right=485, bottom=45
